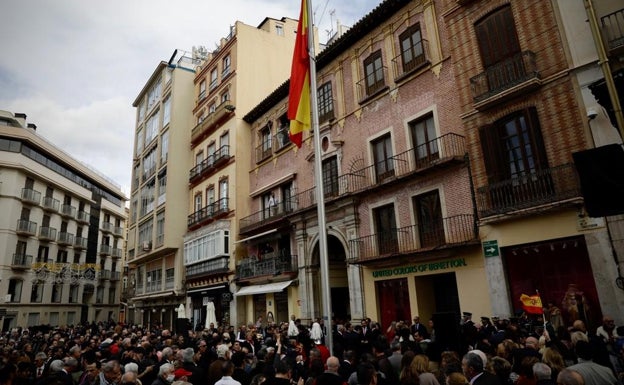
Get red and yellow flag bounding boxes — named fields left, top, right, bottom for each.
left=520, top=293, right=544, bottom=314
left=288, top=0, right=311, bottom=148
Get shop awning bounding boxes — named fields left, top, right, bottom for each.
left=234, top=280, right=293, bottom=296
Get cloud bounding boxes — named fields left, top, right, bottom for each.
left=0, top=0, right=379, bottom=198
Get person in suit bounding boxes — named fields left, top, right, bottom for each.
left=410, top=316, right=429, bottom=341
left=462, top=352, right=502, bottom=385
left=339, top=350, right=356, bottom=382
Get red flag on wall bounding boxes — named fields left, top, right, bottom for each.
left=287, top=0, right=311, bottom=148
left=520, top=293, right=544, bottom=314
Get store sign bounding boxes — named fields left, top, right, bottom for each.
left=372, top=258, right=467, bottom=278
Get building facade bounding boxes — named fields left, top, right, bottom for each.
left=444, top=0, right=624, bottom=328
left=184, top=17, right=299, bottom=329
left=126, top=51, right=196, bottom=327
left=0, top=110, right=126, bottom=329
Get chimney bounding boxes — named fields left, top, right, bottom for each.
left=14, top=113, right=27, bottom=128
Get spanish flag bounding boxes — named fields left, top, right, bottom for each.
left=288, top=0, right=311, bottom=148
left=520, top=293, right=544, bottom=314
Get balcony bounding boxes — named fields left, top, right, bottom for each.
left=274, top=128, right=292, bottom=152
left=101, top=222, right=114, bottom=233
left=12, top=254, right=33, bottom=270
left=191, top=100, right=235, bottom=146
left=348, top=214, right=477, bottom=264
left=239, top=201, right=294, bottom=234
left=356, top=66, right=389, bottom=103
left=39, top=226, right=57, bottom=242
left=470, top=50, right=541, bottom=110
left=57, top=232, right=75, bottom=246
left=187, top=197, right=229, bottom=229
left=391, top=39, right=430, bottom=82
left=189, top=145, right=231, bottom=183
left=16, top=219, right=37, bottom=236
left=20, top=188, right=41, bottom=205
left=113, top=226, right=124, bottom=237
left=74, top=236, right=88, bottom=249
left=100, top=270, right=111, bottom=280
left=110, top=271, right=121, bottom=281
left=256, top=140, right=273, bottom=163
left=111, top=248, right=123, bottom=259
left=476, top=163, right=582, bottom=218
left=186, top=256, right=230, bottom=278
left=601, top=8, right=624, bottom=56
left=77, top=210, right=90, bottom=224
left=236, top=252, right=297, bottom=281
left=42, top=196, right=60, bottom=212
left=60, top=204, right=77, bottom=219
left=99, top=244, right=112, bottom=256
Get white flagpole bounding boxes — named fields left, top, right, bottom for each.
left=306, top=0, right=333, bottom=355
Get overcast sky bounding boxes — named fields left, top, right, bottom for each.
left=0, top=0, right=379, bottom=198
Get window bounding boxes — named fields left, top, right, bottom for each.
left=399, top=24, right=425, bottom=73
left=37, top=245, right=49, bottom=263
left=209, top=103, right=217, bottom=114
left=156, top=210, right=165, bottom=246
left=69, top=285, right=79, bottom=303
left=276, top=114, right=291, bottom=149
left=138, top=219, right=153, bottom=247
left=194, top=194, right=203, bottom=217
left=414, top=190, right=444, bottom=248
left=318, top=82, right=335, bottom=123
left=221, top=91, right=230, bottom=104
left=276, top=24, right=284, bottom=36
left=322, top=156, right=339, bottom=198
left=475, top=6, right=523, bottom=92
left=108, top=288, right=116, bottom=305
left=222, top=55, right=231, bottom=77
left=137, top=101, right=146, bottom=123
left=206, top=187, right=215, bottom=214
left=372, top=134, right=395, bottom=181
left=207, top=142, right=216, bottom=166
left=136, top=127, right=144, bottom=154
left=409, top=114, right=438, bottom=166
left=15, top=240, right=27, bottom=259
left=145, top=112, right=159, bottom=144
left=260, top=125, right=272, bottom=159
left=147, top=78, right=161, bottom=109
left=140, top=180, right=155, bottom=217
left=282, top=183, right=294, bottom=212
left=199, top=81, right=207, bottom=101
left=363, top=50, right=385, bottom=96
left=161, top=130, right=169, bottom=164
left=220, top=179, right=228, bottom=211
left=57, top=249, right=68, bottom=263
left=31, top=281, right=44, bottom=303
left=210, top=68, right=218, bottom=90
left=146, top=269, right=162, bottom=292
left=96, top=287, right=104, bottom=303
left=8, top=279, right=22, bottom=302
left=142, top=147, right=158, bottom=181
left=374, top=204, right=398, bottom=254
left=183, top=229, right=230, bottom=265
left=165, top=268, right=174, bottom=289
left=51, top=283, right=62, bottom=303
left=196, top=151, right=204, bottom=168
left=479, top=107, right=549, bottom=183
left=220, top=131, right=229, bottom=149
left=158, top=173, right=167, bottom=205
left=263, top=192, right=277, bottom=219
left=163, top=95, right=171, bottom=126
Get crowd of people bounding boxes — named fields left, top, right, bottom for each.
left=0, top=311, right=622, bottom=385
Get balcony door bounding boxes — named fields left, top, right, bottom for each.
left=374, top=204, right=398, bottom=255
left=414, top=190, right=444, bottom=248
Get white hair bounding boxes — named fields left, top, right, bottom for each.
left=124, top=362, right=139, bottom=374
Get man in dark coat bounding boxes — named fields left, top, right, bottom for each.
left=462, top=352, right=501, bottom=385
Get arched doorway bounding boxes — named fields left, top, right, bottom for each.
left=312, top=234, right=350, bottom=322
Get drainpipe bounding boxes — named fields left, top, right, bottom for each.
left=584, top=0, right=624, bottom=139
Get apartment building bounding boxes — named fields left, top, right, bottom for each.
left=444, top=0, right=624, bottom=326
left=241, top=0, right=488, bottom=336
left=184, top=17, right=298, bottom=328
left=0, top=110, right=126, bottom=329
left=127, top=51, right=196, bottom=327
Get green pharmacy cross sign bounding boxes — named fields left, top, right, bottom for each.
left=483, top=240, right=499, bottom=258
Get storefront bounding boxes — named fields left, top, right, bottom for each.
left=187, top=284, right=231, bottom=330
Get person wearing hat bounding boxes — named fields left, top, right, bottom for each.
left=460, top=312, right=477, bottom=354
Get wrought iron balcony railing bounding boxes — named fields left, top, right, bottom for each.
left=391, top=39, right=430, bottom=81
left=356, top=66, right=389, bottom=103
left=188, top=197, right=230, bottom=228
left=186, top=256, right=230, bottom=278
left=349, top=214, right=477, bottom=263
left=476, top=163, right=582, bottom=218
left=601, top=8, right=624, bottom=54
left=470, top=50, right=540, bottom=103
left=236, top=252, right=297, bottom=280
left=239, top=200, right=294, bottom=233
left=189, top=145, right=231, bottom=182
